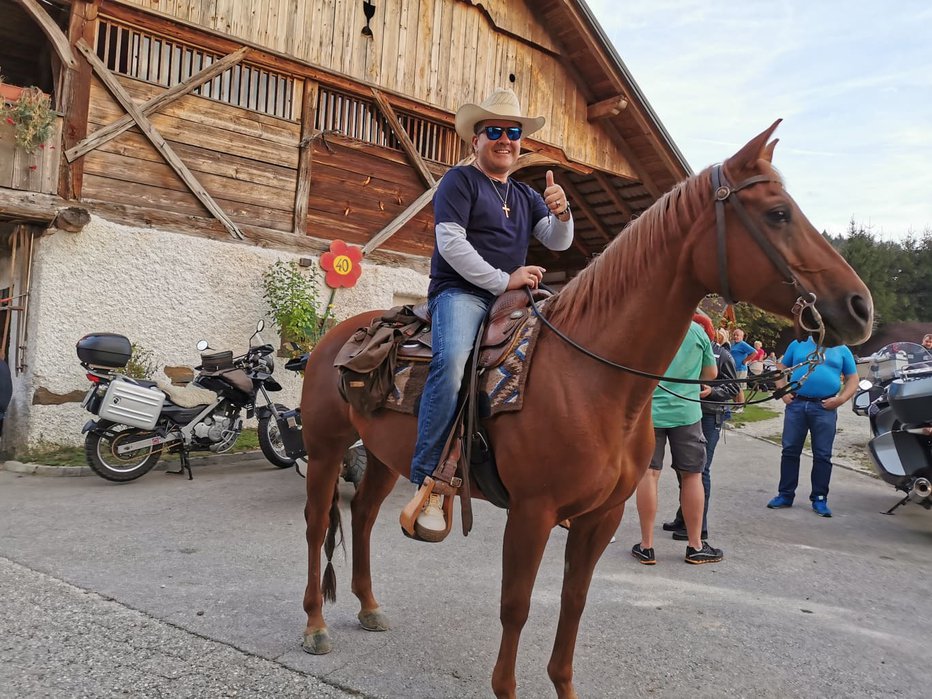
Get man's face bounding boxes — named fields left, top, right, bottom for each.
left=733, top=329, right=745, bottom=342
left=923, top=335, right=932, bottom=349
left=472, top=120, right=521, bottom=177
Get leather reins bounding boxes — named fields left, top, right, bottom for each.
left=526, top=163, right=828, bottom=398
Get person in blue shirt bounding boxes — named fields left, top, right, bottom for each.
left=766, top=336, right=859, bottom=517
left=402, top=88, right=574, bottom=541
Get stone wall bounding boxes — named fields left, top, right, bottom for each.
left=4, top=216, right=428, bottom=450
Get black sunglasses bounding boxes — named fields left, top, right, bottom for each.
left=481, top=126, right=523, bottom=141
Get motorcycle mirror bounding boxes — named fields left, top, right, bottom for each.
left=858, top=379, right=873, bottom=390
left=256, top=320, right=265, bottom=332
left=196, top=340, right=209, bottom=352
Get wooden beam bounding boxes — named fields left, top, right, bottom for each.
left=75, top=39, right=245, bottom=240
left=362, top=154, right=475, bottom=256
left=60, top=0, right=99, bottom=199
left=510, top=152, right=559, bottom=174
left=371, top=88, right=436, bottom=188
left=65, top=46, right=250, bottom=162
left=0, top=188, right=87, bottom=224
left=593, top=171, right=633, bottom=218
left=560, top=177, right=612, bottom=243
left=293, top=80, right=319, bottom=236
left=14, top=0, right=79, bottom=70
left=587, top=95, right=628, bottom=121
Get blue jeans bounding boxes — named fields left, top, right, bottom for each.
left=410, top=288, right=492, bottom=485
left=778, top=399, right=837, bottom=501
left=673, top=412, right=723, bottom=531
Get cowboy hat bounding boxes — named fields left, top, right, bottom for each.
left=454, top=88, right=545, bottom=143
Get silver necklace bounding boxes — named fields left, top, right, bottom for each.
left=475, top=164, right=511, bottom=218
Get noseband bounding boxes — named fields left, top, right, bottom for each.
left=711, top=164, right=824, bottom=343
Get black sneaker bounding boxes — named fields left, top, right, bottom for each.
left=672, top=529, right=708, bottom=541
left=662, top=519, right=684, bottom=532
left=685, top=542, right=723, bottom=564
left=631, top=543, right=656, bottom=565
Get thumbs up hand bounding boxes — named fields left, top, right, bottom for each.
left=543, top=170, right=569, bottom=218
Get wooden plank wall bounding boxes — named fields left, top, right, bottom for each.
left=81, top=73, right=435, bottom=253
left=82, top=76, right=300, bottom=231
left=114, top=0, right=633, bottom=178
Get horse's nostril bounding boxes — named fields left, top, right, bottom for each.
left=849, top=294, right=872, bottom=323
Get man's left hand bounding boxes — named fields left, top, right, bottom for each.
left=821, top=396, right=843, bottom=410
left=543, top=170, right=568, bottom=216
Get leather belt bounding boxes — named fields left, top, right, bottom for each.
left=792, top=394, right=833, bottom=402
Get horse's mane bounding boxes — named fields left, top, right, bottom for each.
left=545, top=167, right=713, bottom=327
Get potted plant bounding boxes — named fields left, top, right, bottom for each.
left=262, top=259, right=335, bottom=356
left=1, top=84, right=55, bottom=153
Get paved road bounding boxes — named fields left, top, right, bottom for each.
left=1, top=432, right=930, bottom=698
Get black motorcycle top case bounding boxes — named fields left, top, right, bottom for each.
left=76, top=333, right=132, bottom=368
left=887, top=376, right=932, bottom=426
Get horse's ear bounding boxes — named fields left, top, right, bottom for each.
left=763, top=138, right=779, bottom=163
left=726, top=119, right=782, bottom=172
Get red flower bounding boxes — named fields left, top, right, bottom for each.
left=5, top=117, right=14, bottom=125
left=320, top=240, right=363, bottom=288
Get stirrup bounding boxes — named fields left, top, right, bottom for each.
left=400, top=476, right=455, bottom=543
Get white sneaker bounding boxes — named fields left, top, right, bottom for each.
left=415, top=493, right=446, bottom=533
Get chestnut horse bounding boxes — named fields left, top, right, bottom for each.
left=298, top=122, right=873, bottom=698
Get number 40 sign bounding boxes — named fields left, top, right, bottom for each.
left=320, top=240, right=363, bottom=289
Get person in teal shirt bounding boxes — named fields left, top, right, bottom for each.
left=632, top=321, right=723, bottom=565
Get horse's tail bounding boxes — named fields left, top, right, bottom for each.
left=322, top=481, right=344, bottom=603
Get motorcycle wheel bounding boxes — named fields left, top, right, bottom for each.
left=84, top=420, right=163, bottom=482
left=342, top=443, right=367, bottom=487
left=258, top=405, right=295, bottom=468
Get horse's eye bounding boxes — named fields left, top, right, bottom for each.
left=766, top=208, right=791, bottom=225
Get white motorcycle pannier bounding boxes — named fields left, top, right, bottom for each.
left=97, top=380, right=165, bottom=430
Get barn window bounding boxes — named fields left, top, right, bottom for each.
left=316, top=86, right=465, bottom=166
left=95, top=19, right=297, bottom=120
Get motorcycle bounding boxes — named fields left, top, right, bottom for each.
left=76, top=320, right=295, bottom=482
left=852, top=342, right=932, bottom=513
left=274, top=351, right=367, bottom=486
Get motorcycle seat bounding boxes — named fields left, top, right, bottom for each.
left=156, top=379, right=217, bottom=409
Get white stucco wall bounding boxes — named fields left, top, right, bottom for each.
left=8, top=216, right=428, bottom=449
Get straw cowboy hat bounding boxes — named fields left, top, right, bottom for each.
left=454, top=88, right=545, bottom=143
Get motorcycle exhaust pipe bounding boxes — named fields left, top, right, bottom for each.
left=909, top=477, right=932, bottom=502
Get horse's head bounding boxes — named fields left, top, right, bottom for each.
left=693, top=120, right=873, bottom=346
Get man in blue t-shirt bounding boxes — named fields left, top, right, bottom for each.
left=402, top=88, right=574, bottom=541
left=766, top=336, right=859, bottom=517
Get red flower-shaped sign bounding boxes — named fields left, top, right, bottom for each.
left=320, top=240, right=363, bottom=288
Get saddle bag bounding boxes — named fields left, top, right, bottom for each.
left=334, top=306, right=426, bottom=414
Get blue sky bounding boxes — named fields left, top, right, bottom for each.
left=586, top=1, right=932, bottom=241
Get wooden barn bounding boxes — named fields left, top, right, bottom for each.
left=0, top=0, right=690, bottom=451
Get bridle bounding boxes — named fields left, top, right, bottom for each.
left=711, top=165, right=824, bottom=344
left=527, top=163, right=828, bottom=398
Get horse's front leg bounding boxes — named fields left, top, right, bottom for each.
left=547, top=503, right=625, bottom=698
left=492, top=505, right=554, bottom=699
left=350, top=453, right=398, bottom=632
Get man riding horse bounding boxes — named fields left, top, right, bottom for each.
left=403, top=88, right=575, bottom=540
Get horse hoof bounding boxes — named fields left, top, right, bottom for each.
left=302, top=628, right=332, bottom=655
left=357, top=607, right=390, bottom=632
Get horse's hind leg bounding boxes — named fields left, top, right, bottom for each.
left=492, top=505, right=554, bottom=699
left=547, top=503, right=625, bottom=698
left=302, top=446, right=346, bottom=655
left=350, top=451, right=398, bottom=632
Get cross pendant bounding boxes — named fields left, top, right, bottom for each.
left=502, top=202, right=510, bottom=218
